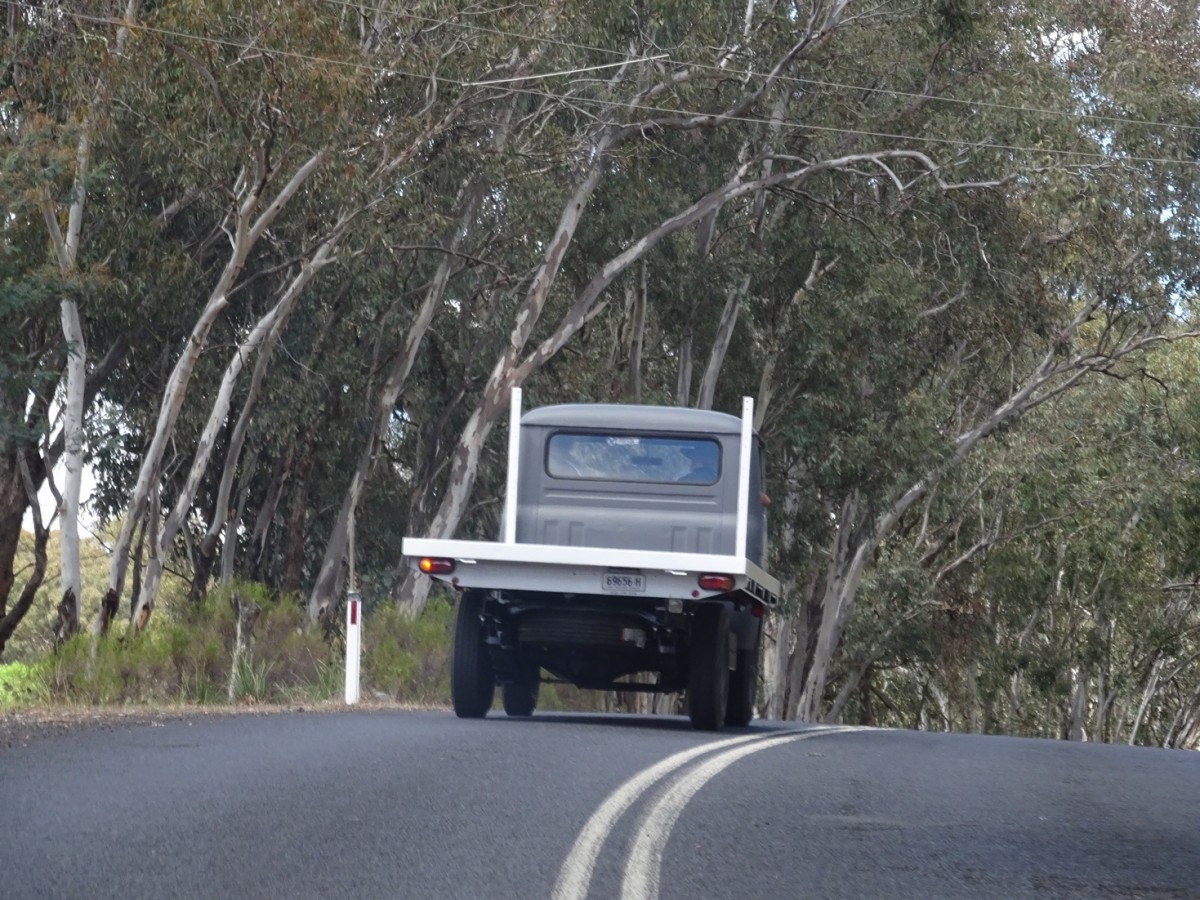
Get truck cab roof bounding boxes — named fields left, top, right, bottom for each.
left=522, top=403, right=745, bottom=435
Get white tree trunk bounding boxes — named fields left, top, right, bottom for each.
left=132, top=478, right=161, bottom=631
left=40, top=2, right=141, bottom=638
left=797, top=492, right=867, bottom=721
left=967, top=660, right=983, bottom=734
left=1068, top=666, right=1088, bottom=741
left=57, top=299, right=85, bottom=635
left=106, top=147, right=328, bottom=632
left=226, top=591, right=260, bottom=701
left=196, top=328, right=278, bottom=593
left=1128, top=657, right=1163, bottom=746
left=627, top=265, right=647, bottom=402
left=674, top=332, right=694, bottom=406
left=219, top=465, right=256, bottom=587
left=696, top=275, right=748, bottom=410
left=129, top=220, right=341, bottom=627
left=761, top=612, right=791, bottom=719
left=761, top=452, right=806, bottom=719
left=393, top=143, right=614, bottom=615
left=308, top=181, right=482, bottom=621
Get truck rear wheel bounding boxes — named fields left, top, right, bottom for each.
left=725, top=622, right=761, bottom=727
left=451, top=590, right=494, bottom=718
left=502, top=659, right=540, bottom=717
left=688, top=603, right=732, bottom=730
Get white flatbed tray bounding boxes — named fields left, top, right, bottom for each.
left=403, top=536, right=781, bottom=605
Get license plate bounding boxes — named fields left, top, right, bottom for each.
left=602, top=572, right=646, bottom=593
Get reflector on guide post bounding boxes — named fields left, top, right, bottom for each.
left=345, top=593, right=361, bottom=705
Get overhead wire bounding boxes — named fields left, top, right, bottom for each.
left=20, top=0, right=1200, bottom=137
left=12, top=1, right=1200, bottom=169
left=318, top=0, right=1200, bottom=136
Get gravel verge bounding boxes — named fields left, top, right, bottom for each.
left=0, top=700, right=428, bottom=750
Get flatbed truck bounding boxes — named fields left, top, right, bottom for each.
left=402, top=390, right=780, bottom=730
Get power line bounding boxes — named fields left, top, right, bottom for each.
left=14, top=3, right=1199, bottom=169
left=320, top=0, right=1200, bottom=136
left=21, top=0, right=1200, bottom=139
left=468, top=55, right=668, bottom=87
left=501, top=87, right=1192, bottom=167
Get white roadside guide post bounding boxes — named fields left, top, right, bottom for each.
left=345, top=591, right=362, bottom=705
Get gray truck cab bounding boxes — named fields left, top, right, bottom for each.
left=515, top=403, right=767, bottom=565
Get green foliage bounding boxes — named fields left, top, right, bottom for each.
left=45, top=619, right=225, bottom=705
left=232, top=656, right=275, bottom=704
left=207, top=585, right=335, bottom=702
left=4, top=0, right=1200, bottom=746
left=0, top=661, right=51, bottom=708
left=5, top=582, right=465, bottom=709
left=360, top=597, right=453, bottom=703
left=843, top=343, right=1200, bottom=743
left=21, top=585, right=316, bottom=705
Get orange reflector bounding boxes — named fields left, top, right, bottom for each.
left=698, top=574, right=735, bottom=592
left=419, top=557, right=456, bottom=575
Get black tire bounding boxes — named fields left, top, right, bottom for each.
left=688, top=603, right=733, bottom=730
left=451, top=590, right=494, bottom=718
left=725, top=621, right=762, bottom=727
left=502, top=659, right=540, bottom=717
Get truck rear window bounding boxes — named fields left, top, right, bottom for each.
left=546, top=433, right=721, bottom=485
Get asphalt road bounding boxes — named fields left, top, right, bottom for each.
left=3, top=709, right=1198, bottom=899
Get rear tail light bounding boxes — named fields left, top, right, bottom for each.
left=698, top=574, right=735, bottom=592
left=418, top=557, right=456, bottom=575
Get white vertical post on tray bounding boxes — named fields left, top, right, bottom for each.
left=735, top=396, right=754, bottom=559
left=344, top=592, right=361, bottom=705
left=503, top=386, right=523, bottom=544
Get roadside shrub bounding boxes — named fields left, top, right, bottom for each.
left=46, top=618, right=229, bottom=705
left=208, top=584, right=332, bottom=703
left=3, top=581, right=635, bottom=712
left=0, top=660, right=51, bottom=708
left=361, top=598, right=453, bottom=703
left=34, top=584, right=331, bottom=706
left=231, top=656, right=274, bottom=703
left=289, top=656, right=343, bottom=703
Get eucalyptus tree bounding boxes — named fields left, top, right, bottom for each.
left=86, top=0, right=431, bottom=630
left=861, top=340, right=1200, bottom=745
left=36, top=1, right=141, bottom=641
left=69, top=1, right=537, bottom=623
left=393, top=0, right=936, bottom=616
left=378, top=0, right=1200, bottom=721
left=0, top=172, right=60, bottom=651
left=850, top=342, right=1200, bottom=745
left=300, top=1, right=561, bottom=622
left=2, top=0, right=162, bottom=645
left=743, top=0, right=1200, bottom=722
left=8, top=0, right=1198, bottom=694
left=0, top=211, right=59, bottom=654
